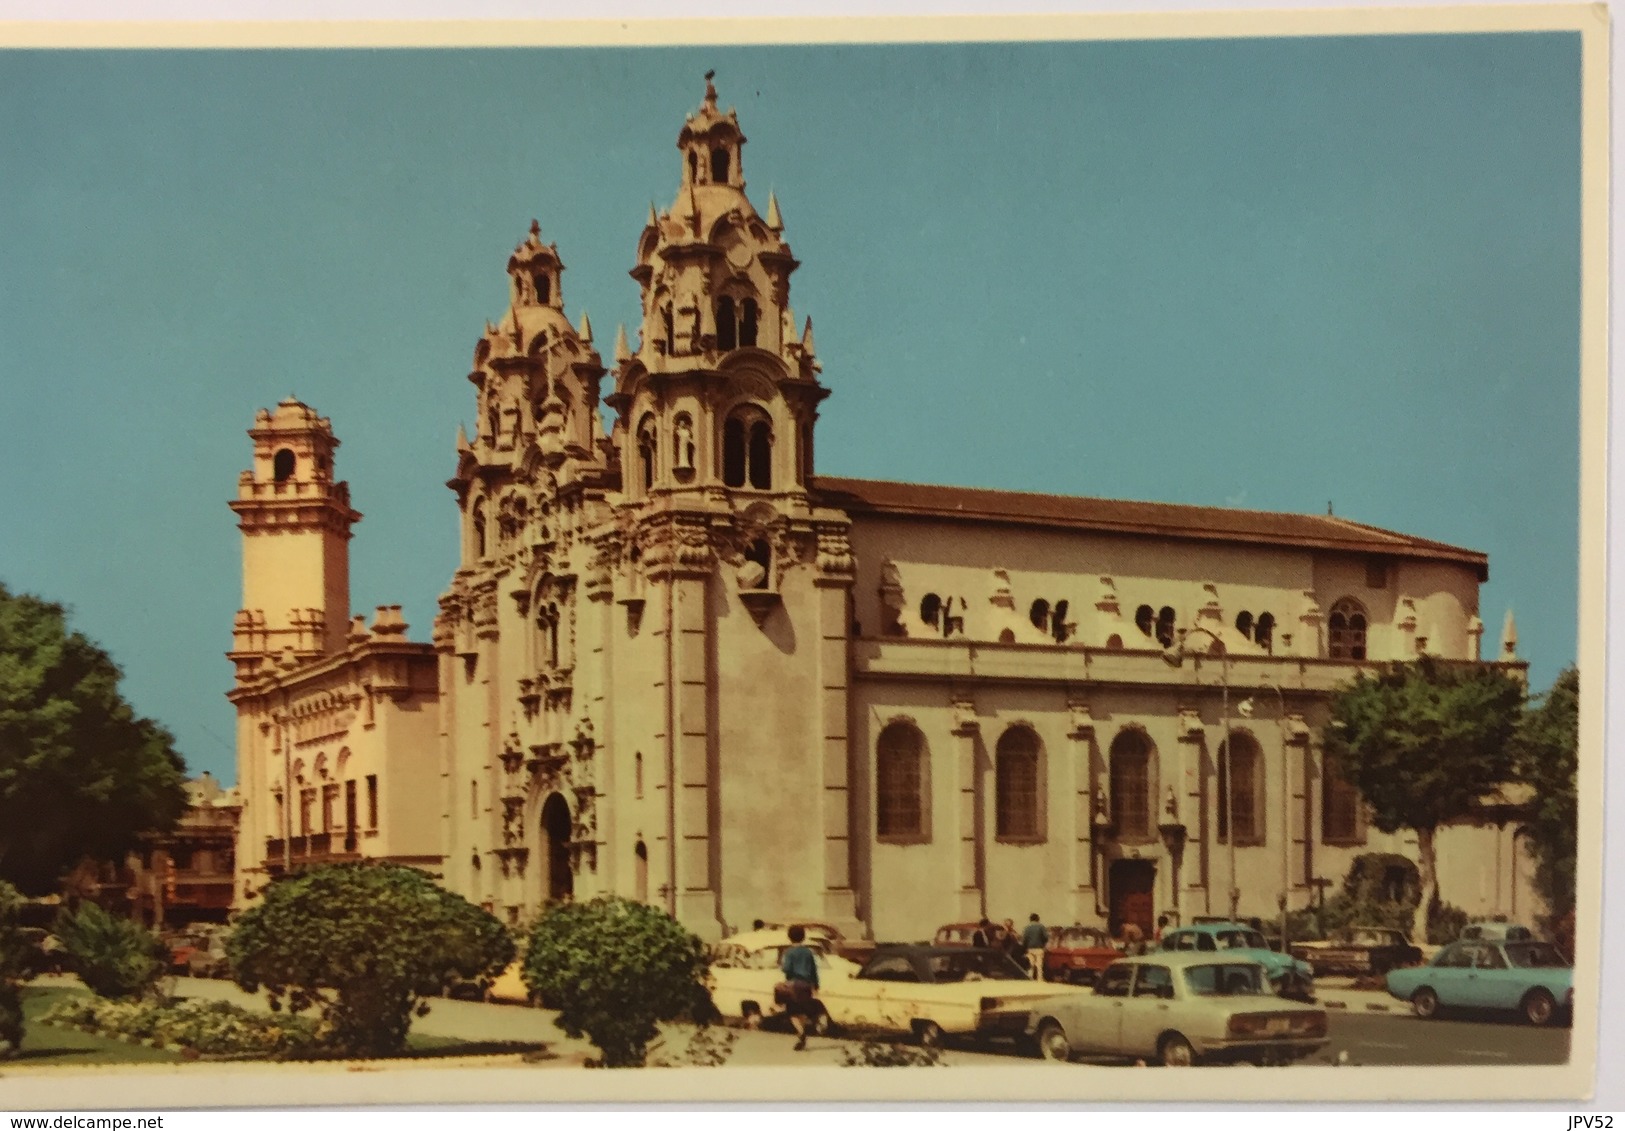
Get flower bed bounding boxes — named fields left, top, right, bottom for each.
left=39, top=995, right=322, bottom=1059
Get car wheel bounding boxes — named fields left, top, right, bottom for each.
left=1411, top=987, right=1440, bottom=1020
left=1522, top=988, right=1557, bottom=1027
left=914, top=1020, right=945, bottom=1049
left=1159, top=1032, right=1197, bottom=1067
left=1035, top=1020, right=1072, bottom=1062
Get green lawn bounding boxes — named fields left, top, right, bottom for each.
left=14, top=986, right=182, bottom=1066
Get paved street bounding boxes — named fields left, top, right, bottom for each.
left=1311, top=1010, right=1571, bottom=1066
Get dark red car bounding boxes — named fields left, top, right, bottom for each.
left=1042, top=925, right=1122, bottom=985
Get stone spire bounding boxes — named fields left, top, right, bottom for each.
left=614, top=323, right=630, bottom=363
left=1500, top=609, right=1518, bottom=660
left=766, top=190, right=783, bottom=231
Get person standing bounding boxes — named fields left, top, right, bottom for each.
left=780, top=924, right=820, bottom=1051
left=1021, top=913, right=1049, bottom=981
left=972, top=918, right=994, bottom=949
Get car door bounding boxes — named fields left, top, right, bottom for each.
left=1470, top=945, right=1522, bottom=1009
left=836, top=953, right=920, bottom=1031
left=1070, top=962, right=1132, bottom=1054
left=1118, top=963, right=1176, bottom=1058
left=1429, top=943, right=1477, bottom=1007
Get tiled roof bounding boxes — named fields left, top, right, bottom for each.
left=812, top=476, right=1489, bottom=579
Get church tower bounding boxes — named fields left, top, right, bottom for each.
left=228, top=398, right=359, bottom=681
left=602, top=77, right=859, bottom=941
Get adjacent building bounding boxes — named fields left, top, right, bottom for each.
left=230, top=79, right=1537, bottom=941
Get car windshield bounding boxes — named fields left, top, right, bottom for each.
left=1184, top=963, right=1269, bottom=996
left=1350, top=929, right=1395, bottom=946
left=926, top=950, right=1028, bottom=982
left=1504, top=942, right=1568, bottom=969
left=1058, top=928, right=1107, bottom=948
left=1214, top=930, right=1268, bottom=951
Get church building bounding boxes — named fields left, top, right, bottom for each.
left=229, top=80, right=1536, bottom=943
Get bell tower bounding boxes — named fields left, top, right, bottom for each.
left=228, top=397, right=360, bottom=681
left=609, top=73, right=825, bottom=505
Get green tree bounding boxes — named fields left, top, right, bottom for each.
left=1323, top=657, right=1525, bottom=942
left=227, top=863, right=513, bottom=1058
left=0, top=882, right=30, bottom=1055
left=0, top=584, right=189, bottom=895
left=53, top=900, right=169, bottom=999
left=1511, top=667, right=1578, bottom=934
left=522, top=897, right=711, bottom=1068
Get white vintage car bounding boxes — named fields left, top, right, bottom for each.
left=814, top=945, right=1091, bottom=1048
left=705, top=928, right=861, bottom=1034
left=986, top=952, right=1330, bottom=1065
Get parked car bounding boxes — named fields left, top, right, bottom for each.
left=1290, top=926, right=1422, bottom=977
left=1043, top=925, right=1122, bottom=985
left=706, top=928, right=859, bottom=1035
left=753, top=919, right=873, bottom=964
left=163, top=932, right=199, bottom=975
left=1158, top=922, right=1315, bottom=1000
left=1459, top=921, right=1535, bottom=944
left=814, top=944, right=1089, bottom=1048
left=983, top=953, right=1329, bottom=1066
left=1385, top=937, right=1572, bottom=1026
left=185, top=927, right=232, bottom=979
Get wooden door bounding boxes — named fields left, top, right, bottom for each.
left=1109, top=859, right=1157, bottom=939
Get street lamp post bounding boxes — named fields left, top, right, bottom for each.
left=1161, top=626, right=1235, bottom=921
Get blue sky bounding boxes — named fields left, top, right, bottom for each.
left=0, top=34, right=1582, bottom=783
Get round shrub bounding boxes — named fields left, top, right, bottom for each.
left=53, top=901, right=168, bottom=999
left=522, top=897, right=711, bottom=1068
left=228, top=863, right=513, bottom=1058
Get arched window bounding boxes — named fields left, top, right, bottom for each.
left=1051, top=599, right=1070, bottom=643
left=533, top=273, right=550, bottom=305
left=711, top=146, right=730, bottom=183
left=995, top=727, right=1041, bottom=840
left=748, top=420, right=772, bottom=488
left=487, top=406, right=500, bottom=445
left=1109, top=730, right=1154, bottom=842
left=920, top=593, right=942, bottom=633
left=1254, top=612, right=1275, bottom=652
left=1156, top=606, right=1177, bottom=648
left=637, top=417, right=657, bottom=493
left=716, top=296, right=737, bottom=351
left=740, top=299, right=759, bottom=347
left=273, top=449, right=296, bottom=482
left=1217, top=733, right=1264, bottom=844
left=1029, top=599, right=1050, bottom=632
left=1235, top=611, right=1254, bottom=640
left=546, top=603, right=560, bottom=668
left=662, top=305, right=675, bottom=354
left=876, top=722, right=926, bottom=840
left=634, top=752, right=644, bottom=799
left=1135, top=604, right=1155, bottom=638
left=472, top=500, right=488, bottom=559
left=1327, top=598, right=1369, bottom=660
left=722, top=417, right=747, bottom=487
left=687, top=151, right=699, bottom=183
left=634, top=840, right=649, bottom=904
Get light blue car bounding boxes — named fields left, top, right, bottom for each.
left=1157, top=922, right=1315, bottom=1000
left=1385, top=938, right=1572, bottom=1026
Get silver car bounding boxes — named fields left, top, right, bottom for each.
left=989, top=952, right=1330, bottom=1065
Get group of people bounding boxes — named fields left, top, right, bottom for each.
left=968, top=913, right=1052, bottom=979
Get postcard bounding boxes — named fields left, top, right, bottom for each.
left=0, top=2, right=1608, bottom=1108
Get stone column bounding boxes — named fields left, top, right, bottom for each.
left=950, top=694, right=984, bottom=921
left=813, top=523, right=858, bottom=927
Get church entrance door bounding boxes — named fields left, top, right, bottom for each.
left=540, top=793, right=574, bottom=903
left=1108, top=859, right=1156, bottom=940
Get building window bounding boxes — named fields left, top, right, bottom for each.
left=1156, top=606, right=1176, bottom=648
left=1366, top=558, right=1389, bottom=589
left=1322, top=760, right=1365, bottom=845
left=662, top=304, right=675, bottom=354
left=299, top=789, right=314, bottom=837
left=876, top=723, right=926, bottom=840
left=722, top=406, right=772, bottom=489
left=716, top=296, right=737, bottom=351
left=711, top=146, right=730, bottom=183
left=634, top=752, right=644, bottom=799
left=472, top=500, right=488, bottom=560
left=1109, top=730, right=1154, bottom=842
left=273, top=449, right=295, bottom=482
left=534, top=273, right=550, bottom=305
left=740, top=298, right=759, bottom=347
left=1217, top=734, right=1264, bottom=844
left=1328, top=598, right=1369, bottom=660
left=321, top=784, right=338, bottom=833
left=635, top=840, right=649, bottom=903
left=687, top=151, right=699, bottom=183
left=1254, top=612, right=1275, bottom=652
left=366, top=774, right=378, bottom=829
left=471, top=779, right=479, bottom=820
left=170, top=847, right=194, bottom=871
left=994, top=727, right=1042, bottom=840
left=637, top=418, right=657, bottom=492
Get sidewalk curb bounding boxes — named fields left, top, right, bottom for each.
left=1319, top=997, right=1402, bottom=1014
